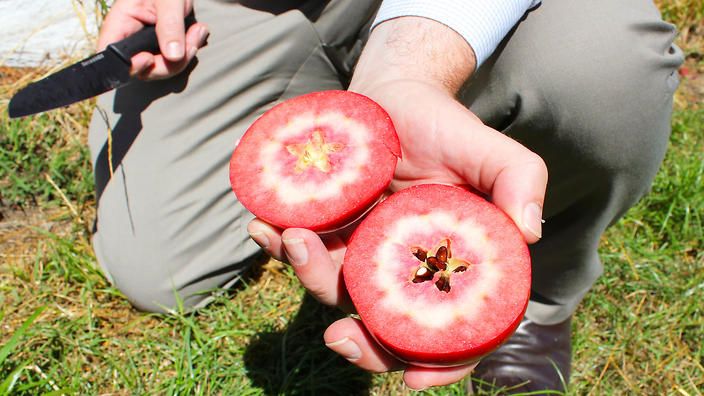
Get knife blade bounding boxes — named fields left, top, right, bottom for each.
left=8, top=15, right=196, bottom=118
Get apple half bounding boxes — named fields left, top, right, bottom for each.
left=343, top=184, right=531, bottom=367
left=230, top=90, right=400, bottom=231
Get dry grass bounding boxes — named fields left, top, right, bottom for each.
left=656, top=0, right=704, bottom=52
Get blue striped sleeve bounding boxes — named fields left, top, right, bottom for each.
left=373, top=0, right=541, bottom=67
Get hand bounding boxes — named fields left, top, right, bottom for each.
left=348, top=79, right=548, bottom=243
left=247, top=16, right=548, bottom=390
left=246, top=220, right=478, bottom=390
left=349, top=18, right=548, bottom=243
left=245, top=82, right=545, bottom=388
left=97, top=0, right=209, bottom=80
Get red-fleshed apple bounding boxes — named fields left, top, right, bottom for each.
left=230, top=90, right=400, bottom=232
left=343, top=184, right=531, bottom=367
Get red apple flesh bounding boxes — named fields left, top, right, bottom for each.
left=343, top=184, right=531, bottom=367
left=230, top=90, right=400, bottom=232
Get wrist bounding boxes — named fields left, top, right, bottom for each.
left=350, top=16, right=476, bottom=95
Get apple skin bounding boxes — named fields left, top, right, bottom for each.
left=342, top=184, right=531, bottom=367
left=230, top=90, right=400, bottom=232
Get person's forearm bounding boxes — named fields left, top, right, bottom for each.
left=350, top=16, right=476, bottom=95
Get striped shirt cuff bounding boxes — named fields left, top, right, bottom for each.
left=373, top=0, right=541, bottom=67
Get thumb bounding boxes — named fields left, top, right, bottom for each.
left=487, top=152, right=547, bottom=244
left=155, top=0, right=188, bottom=61
left=439, top=101, right=548, bottom=243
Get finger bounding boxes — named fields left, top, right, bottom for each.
left=402, top=363, right=477, bottom=391
left=319, top=232, right=347, bottom=267
left=137, top=21, right=208, bottom=80
left=247, top=219, right=285, bottom=260
left=489, top=155, right=547, bottom=244
left=97, top=5, right=153, bottom=50
left=324, top=317, right=403, bottom=373
left=281, top=228, right=352, bottom=309
left=137, top=55, right=188, bottom=80
left=155, top=0, right=187, bottom=61
left=439, top=101, right=548, bottom=243
left=130, top=52, right=155, bottom=77
left=158, top=21, right=209, bottom=72
left=469, top=126, right=548, bottom=244
left=185, top=22, right=210, bottom=52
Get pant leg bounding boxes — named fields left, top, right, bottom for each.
left=460, top=0, right=683, bottom=324
left=88, top=0, right=378, bottom=313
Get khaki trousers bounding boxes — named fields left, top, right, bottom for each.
left=89, top=0, right=683, bottom=324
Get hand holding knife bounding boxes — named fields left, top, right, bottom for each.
left=8, top=14, right=199, bottom=118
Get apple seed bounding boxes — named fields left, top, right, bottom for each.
left=412, top=266, right=434, bottom=283
left=408, top=238, right=471, bottom=293
left=436, top=246, right=448, bottom=262
left=435, top=273, right=451, bottom=293
left=411, top=246, right=428, bottom=262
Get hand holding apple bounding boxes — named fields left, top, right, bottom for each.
left=242, top=16, right=548, bottom=390
left=246, top=217, right=479, bottom=390
left=349, top=17, right=548, bottom=244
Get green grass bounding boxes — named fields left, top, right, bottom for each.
left=1, top=2, right=703, bottom=394
left=657, top=0, right=704, bottom=27
left=570, top=108, right=704, bottom=395
left=0, top=106, right=94, bottom=210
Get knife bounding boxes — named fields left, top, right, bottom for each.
left=8, top=15, right=196, bottom=118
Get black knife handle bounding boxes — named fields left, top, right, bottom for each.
left=108, top=14, right=197, bottom=64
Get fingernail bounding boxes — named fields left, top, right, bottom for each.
left=523, top=202, right=543, bottom=239
left=167, top=41, right=184, bottom=59
left=325, top=337, right=361, bottom=361
left=248, top=230, right=270, bottom=249
left=283, top=238, right=308, bottom=266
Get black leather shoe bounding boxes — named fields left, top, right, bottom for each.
left=469, top=316, right=571, bottom=395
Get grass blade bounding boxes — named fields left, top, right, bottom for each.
left=0, top=362, right=26, bottom=394
left=0, top=306, right=46, bottom=366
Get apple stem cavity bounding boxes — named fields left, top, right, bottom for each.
left=409, top=239, right=471, bottom=293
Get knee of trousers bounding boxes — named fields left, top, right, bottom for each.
left=489, top=2, right=684, bottom=211
left=94, top=229, right=259, bottom=314
left=91, top=170, right=260, bottom=314
left=461, top=2, right=684, bottom=316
